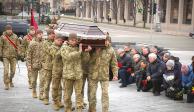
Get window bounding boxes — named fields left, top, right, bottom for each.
left=183, top=0, right=192, bottom=24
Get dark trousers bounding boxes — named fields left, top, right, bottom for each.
left=119, top=69, right=129, bottom=86
left=152, top=79, right=162, bottom=94
left=136, top=75, right=142, bottom=90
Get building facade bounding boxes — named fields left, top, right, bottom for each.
left=75, top=0, right=194, bottom=35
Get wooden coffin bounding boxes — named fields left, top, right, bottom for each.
left=55, top=23, right=106, bottom=48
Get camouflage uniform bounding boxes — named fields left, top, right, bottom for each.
left=0, top=32, right=20, bottom=89
left=42, top=39, right=53, bottom=103
left=26, top=38, right=42, bottom=98
left=60, top=44, right=83, bottom=112
left=81, top=52, right=90, bottom=105
left=88, top=46, right=118, bottom=112
left=21, top=34, right=35, bottom=88
left=50, top=44, right=63, bottom=109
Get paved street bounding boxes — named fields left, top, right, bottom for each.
left=0, top=18, right=194, bottom=112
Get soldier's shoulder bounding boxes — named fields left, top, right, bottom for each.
left=29, top=40, right=37, bottom=46
left=12, top=33, right=18, bottom=38
left=23, top=35, right=29, bottom=40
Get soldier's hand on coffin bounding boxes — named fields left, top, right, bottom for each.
left=96, top=48, right=101, bottom=54
left=79, top=43, right=83, bottom=52
left=63, top=41, right=68, bottom=45
left=85, top=45, right=92, bottom=52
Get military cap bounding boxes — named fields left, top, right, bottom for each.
left=29, top=26, right=35, bottom=30
left=5, top=25, right=12, bottom=30
left=36, top=29, right=43, bottom=34
left=56, top=34, right=67, bottom=40
left=68, top=33, right=78, bottom=40
left=106, top=35, right=111, bottom=42
left=47, top=29, right=55, bottom=35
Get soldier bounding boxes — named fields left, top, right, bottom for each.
left=60, top=33, right=91, bottom=112
left=50, top=35, right=65, bottom=111
left=88, top=36, right=118, bottom=112
left=81, top=46, right=92, bottom=108
left=26, top=29, right=43, bottom=98
left=0, top=25, right=20, bottom=90
left=42, top=29, right=55, bottom=104
left=21, top=26, right=36, bottom=89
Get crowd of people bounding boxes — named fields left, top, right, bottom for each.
left=0, top=23, right=194, bottom=112
left=114, top=44, right=194, bottom=102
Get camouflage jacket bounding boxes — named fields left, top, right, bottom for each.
left=89, top=46, right=118, bottom=81
left=50, top=44, right=63, bottom=78
left=81, top=52, right=90, bottom=75
left=0, top=32, right=20, bottom=58
left=26, top=38, right=43, bottom=69
left=41, top=39, right=53, bottom=70
left=21, top=34, right=35, bottom=58
left=61, top=44, right=83, bottom=80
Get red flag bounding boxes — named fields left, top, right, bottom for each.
left=30, top=9, right=38, bottom=30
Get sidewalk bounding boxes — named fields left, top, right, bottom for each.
left=60, top=15, right=190, bottom=37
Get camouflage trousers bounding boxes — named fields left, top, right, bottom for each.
left=3, top=57, right=16, bottom=85
left=63, top=78, right=83, bottom=112
left=43, top=69, right=52, bottom=100
left=39, top=69, right=46, bottom=95
left=26, top=63, right=32, bottom=87
left=88, top=79, right=109, bottom=112
left=52, top=76, right=62, bottom=102
left=82, top=74, right=89, bottom=101
left=31, top=68, right=41, bottom=91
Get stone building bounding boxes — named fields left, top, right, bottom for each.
left=75, top=0, right=194, bottom=35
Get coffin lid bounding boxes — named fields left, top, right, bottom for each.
left=55, top=23, right=106, bottom=39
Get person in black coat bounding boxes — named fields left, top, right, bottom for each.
left=117, top=48, right=133, bottom=88
left=147, top=53, right=165, bottom=96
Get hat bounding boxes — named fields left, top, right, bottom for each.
left=29, top=26, right=35, bottom=30
left=56, top=34, right=67, bottom=40
left=68, top=33, right=77, bottom=40
left=106, top=36, right=111, bottom=42
left=47, top=29, right=55, bottom=35
left=36, top=29, right=43, bottom=34
left=5, top=25, right=12, bottom=30
left=166, top=60, right=175, bottom=70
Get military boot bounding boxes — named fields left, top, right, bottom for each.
left=65, top=108, right=71, bottom=112
left=83, top=102, right=87, bottom=109
left=32, top=89, right=37, bottom=98
left=77, top=108, right=82, bottom=112
left=57, top=101, right=64, bottom=108
left=4, top=84, right=9, bottom=90
left=10, top=78, right=14, bottom=87
left=39, top=93, right=44, bottom=101
left=52, top=101, right=60, bottom=111
left=29, top=83, right=32, bottom=89
left=43, top=99, right=49, bottom=105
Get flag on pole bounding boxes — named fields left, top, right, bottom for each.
left=30, top=9, right=38, bottom=30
